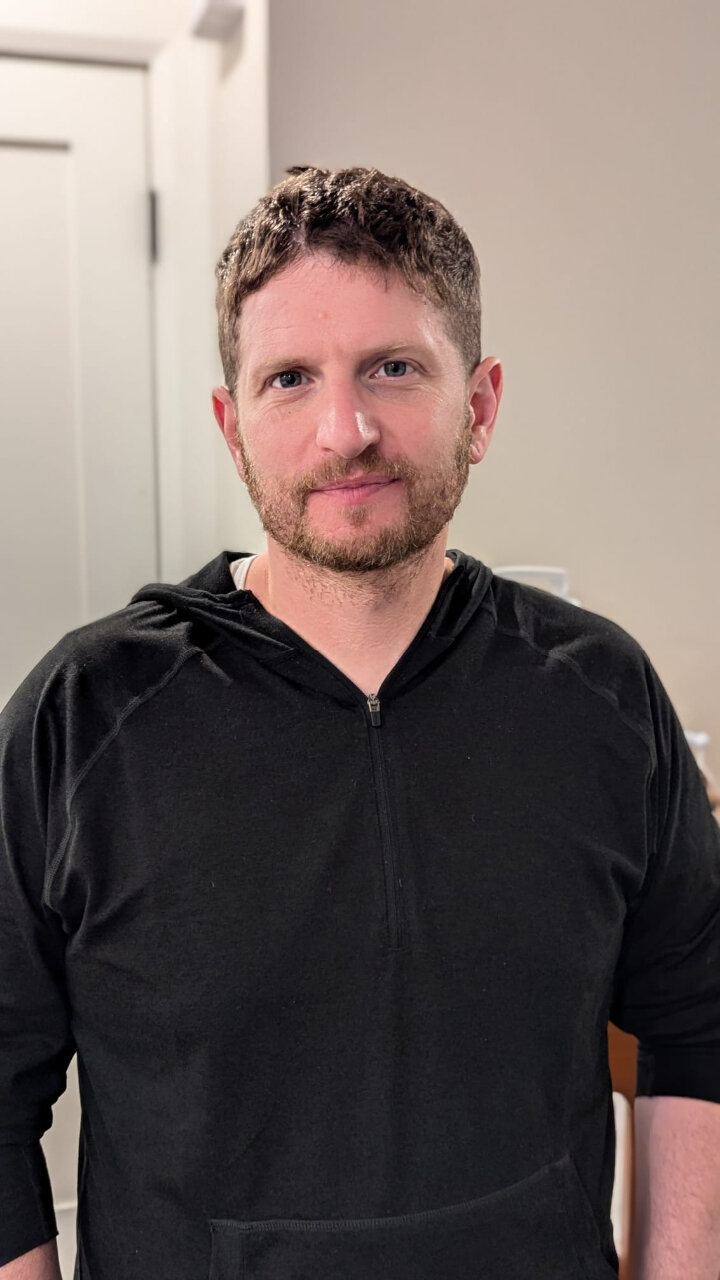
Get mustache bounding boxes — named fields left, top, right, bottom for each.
left=293, top=449, right=418, bottom=498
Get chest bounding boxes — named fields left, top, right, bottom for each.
left=50, top=668, right=647, bottom=1055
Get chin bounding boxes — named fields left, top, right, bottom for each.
left=289, top=526, right=437, bottom=575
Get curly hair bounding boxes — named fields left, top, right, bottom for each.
left=215, top=166, right=482, bottom=399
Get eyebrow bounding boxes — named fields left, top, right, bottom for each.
left=249, top=342, right=431, bottom=389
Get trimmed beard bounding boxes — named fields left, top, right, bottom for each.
left=237, top=414, right=474, bottom=574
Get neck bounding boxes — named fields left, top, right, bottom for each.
left=245, top=536, right=454, bottom=694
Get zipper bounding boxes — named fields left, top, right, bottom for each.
left=367, top=694, right=382, bottom=726
left=365, top=693, right=403, bottom=948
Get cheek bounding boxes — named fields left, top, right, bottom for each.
left=254, top=401, right=310, bottom=447
left=414, top=392, right=467, bottom=449
left=241, top=420, right=310, bottom=484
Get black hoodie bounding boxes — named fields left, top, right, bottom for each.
left=1, top=549, right=719, bottom=1279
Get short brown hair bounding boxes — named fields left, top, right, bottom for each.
left=214, top=166, right=482, bottom=399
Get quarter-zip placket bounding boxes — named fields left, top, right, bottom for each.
left=365, top=693, right=404, bottom=950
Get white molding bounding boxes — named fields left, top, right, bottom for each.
left=0, top=28, right=161, bottom=64
left=148, top=36, right=221, bottom=580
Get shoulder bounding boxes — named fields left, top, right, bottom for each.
left=482, top=572, right=659, bottom=750
left=1, top=548, right=242, bottom=729
left=0, top=597, right=203, bottom=789
left=9, top=597, right=191, bottom=705
left=488, top=573, right=640, bottom=662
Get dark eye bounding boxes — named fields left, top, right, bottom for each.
left=376, top=360, right=412, bottom=379
left=270, top=370, right=304, bottom=389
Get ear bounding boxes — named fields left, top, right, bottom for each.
left=467, top=357, right=503, bottom=465
left=212, top=386, right=246, bottom=480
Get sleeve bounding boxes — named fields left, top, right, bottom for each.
left=0, top=671, right=76, bottom=1265
left=609, top=657, right=720, bottom=1102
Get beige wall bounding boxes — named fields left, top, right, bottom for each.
left=269, top=0, right=720, bottom=771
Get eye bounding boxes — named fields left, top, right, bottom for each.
left=374, top=359, right=414, bottom=379
left=270, top=369, right=305, bottom=389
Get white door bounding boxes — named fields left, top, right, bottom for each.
left=0, top=55, right=158, bottom=708
left=0, top=56, right=158, bottom=1274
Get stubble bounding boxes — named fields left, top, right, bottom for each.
left=237, top=414, right=474, bottom=574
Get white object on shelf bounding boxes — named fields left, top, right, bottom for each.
left=685, top=730, right=713, bottom=780
left=685, top=729, right=710, bottom=756
left=492, top=564, right=582, bottom=606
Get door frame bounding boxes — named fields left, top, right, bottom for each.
left=0, top=26, right=221, bottom=582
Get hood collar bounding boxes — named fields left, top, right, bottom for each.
left=131, top=549, right=494, bottom=698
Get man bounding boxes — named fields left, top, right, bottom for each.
left=1, top=166, right=719, bottom=1280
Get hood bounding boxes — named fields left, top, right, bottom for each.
left=130, top=549, right=494, bottom=698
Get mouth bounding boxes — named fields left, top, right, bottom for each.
left=312, top=476, right=399, bottom=504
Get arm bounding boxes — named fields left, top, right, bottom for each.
left=0, top=678, right=75, bottom=1267
left=0, top=1242, right=62, bottom=1280
left=607, top=663, right=720, bottom=1276
left=632, top=1096, right=720, bottom=1280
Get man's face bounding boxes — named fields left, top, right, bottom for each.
left=213, top=253, right=501, bottom=573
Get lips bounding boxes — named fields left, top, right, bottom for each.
left=310, top=475, right=399, bottom=505
left=316, top=474, right=395, bottom=492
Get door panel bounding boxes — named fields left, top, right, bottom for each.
left=0, top=56, right=158, bottom=709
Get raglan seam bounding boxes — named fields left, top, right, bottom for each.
left=44, top=639, right=225, bottom=901
left=479, top=603, right=657, bottom=761
left=479, top=603, right=663, bottom=911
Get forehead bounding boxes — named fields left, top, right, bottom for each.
left=236, top=253, right=449, bottom=366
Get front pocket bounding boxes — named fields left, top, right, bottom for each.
left=208, top=1152, right=618, bottom=1279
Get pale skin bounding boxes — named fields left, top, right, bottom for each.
left=3, top=258, right=718, bottom=1278
left=0, top=1243, right=61, bottom=1280
left=211, top=254, right=502, bottom=696
left=632, top=1096, right=720, bottom=1279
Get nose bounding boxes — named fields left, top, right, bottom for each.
left=314, top=380, right=381, bottom=458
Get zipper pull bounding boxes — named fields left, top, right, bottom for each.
left=367, top=694, right=382, bottom=727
